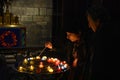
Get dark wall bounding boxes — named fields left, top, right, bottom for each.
left=103, top=0, right=120, bottom=54
left=52, top=0, right=63, bottom=47
left=103, top=0, right=120, bottom=32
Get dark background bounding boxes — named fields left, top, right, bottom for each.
left=53, top=0, right=120, bottom=48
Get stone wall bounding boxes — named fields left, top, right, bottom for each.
left=7, top=0, right=53, bottom=47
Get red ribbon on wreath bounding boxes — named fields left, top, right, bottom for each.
left=0, top=31, right=17, bottom=48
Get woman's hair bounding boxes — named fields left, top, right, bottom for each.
left=87, top=5, right=111, bottom=23
left=64, top=20, right=84, bottom=35
left=65, top=26, right=82, bottom=34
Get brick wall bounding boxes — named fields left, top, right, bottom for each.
left=8, top=0, right=53, bottom=47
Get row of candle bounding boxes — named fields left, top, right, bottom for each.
left=23, top=56, right=61, bottom=65
left=18, top=65, right=54, bottom=73
left=18, top=56, right=69, bottom=73
left=23, top=56, right=47, bottom=64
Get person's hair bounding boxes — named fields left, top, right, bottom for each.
left=64, top=25, right=82, bottom=36
left=87, top=5, right=111, bottom=23
left=67, top=27, right=81, bottom=33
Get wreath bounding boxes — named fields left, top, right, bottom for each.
left=0, top=30, right=17, bottom=48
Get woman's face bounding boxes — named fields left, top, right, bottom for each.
left=87, top=14, right=99, bottom=32
left=66, top=32, right=80, bottom=42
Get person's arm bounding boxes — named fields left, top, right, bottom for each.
left=44, top=41, right=69, bottom=61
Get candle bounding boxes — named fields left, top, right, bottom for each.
left=64, top=64, right=68, bottom=68
left=61, top=66, right=65, bottom=69
left=52, top=58, right=57, bottom=62
left=39, top=64, right=44, bottom=68
left=36, top=56, right=40, bottom=59
left=23, top=58, right=28, bottom=64
left=47, top=66, right=51, bottom=70
left=30, top=57, right=34, bottom=60
left=51, top=58, right=54, bottom=62
left=30, top=65, right=34, bottom=71
left=19, top=66, right=23, bottom=72
left=55, top=60, right=60, bottom=66
left=41, top=56, right=47, bottom=60
left=60, top=62, right=63, bottom=65
left=47, top=58, right=51, bottom=63
left=30, top=61, right=34, bottom=65
left=47, top=66, right=53, bottom=73
left=48, top=68, right=53, bottom=73
left=39, top=62, right=44, bottom=68
left=63, top=61, right=66, bottom=64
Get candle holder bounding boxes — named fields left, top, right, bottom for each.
left=16, top=55, right=70, bottom=80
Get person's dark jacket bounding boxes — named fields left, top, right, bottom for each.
left=86, top=22, right=114, bottom=80
left=65, top=39, right=87, bottom=80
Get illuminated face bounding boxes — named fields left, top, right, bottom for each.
left=87, top=14, right=98, bottom=32
left=66, top=32, right=80, bottom=42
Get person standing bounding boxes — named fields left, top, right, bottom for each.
left=45, top=26, right=87, bottom=80
left=85, top=5, right=113, bottom=80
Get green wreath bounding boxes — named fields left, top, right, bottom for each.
left=0, top=31, right=17, bottom=48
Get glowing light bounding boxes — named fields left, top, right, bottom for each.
left=48, top=68, right=53, bottom=73
left=30, top=65, right=34, bottom=71
left=41, top=56, right=47, bottom=60
left=30, top=57, right=34, bottom=60
left=23, top=58, right=28, bottom=64
left=19, top=66, right=23, bottom=71
left=36, top=56, right=40, bottom=59
left=39, top=62, right=44, bottom=68
left=64, top=64, right=68, bottom=68
left=30, top=61, right=34, bottom=65
left=47, top=66, right=53, bottom=73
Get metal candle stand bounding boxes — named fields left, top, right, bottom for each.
left=15, top=47, right=70, bottom=80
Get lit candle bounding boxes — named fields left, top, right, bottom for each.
left=47, top=58, right=52, bottom=63
left=39, top=62, right=44, bottom=68
left=64, top=64, right=68, bottom=68
left=47, top=66, right=51, bottom=70
left=41, top=56, right=47, bottom=60
left=30, top=65, right=34, bottom=71
left=61, top=66, right=65, bottom=69
left=30, top=57, right=34, bottom=60
left=19, top=66, right=23, bottom=72
left=30, top=61, right=34, bottom=65
left=36, top=56, right=40, bottom=59
left=60, top=62, right=63, bottom=65
left=48, top=68, right=53, bottom=73
left=52, top=58, right=56, bottom=62
left=55, top=60, right=60, bottom=66
left=23, top=58, right=28, bottom=64
left=47, top=66, right=53, bottom=73
left=63, top=61, right=66, bottom=64
left=51, top=58, right=54, bottom=62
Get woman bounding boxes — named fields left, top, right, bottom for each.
left=85, top=5, right=112, bottom=80
left=45, top=26, right=87, bottom=80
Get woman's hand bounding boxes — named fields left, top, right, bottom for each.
left=45, top=41, right=53, bottom=49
